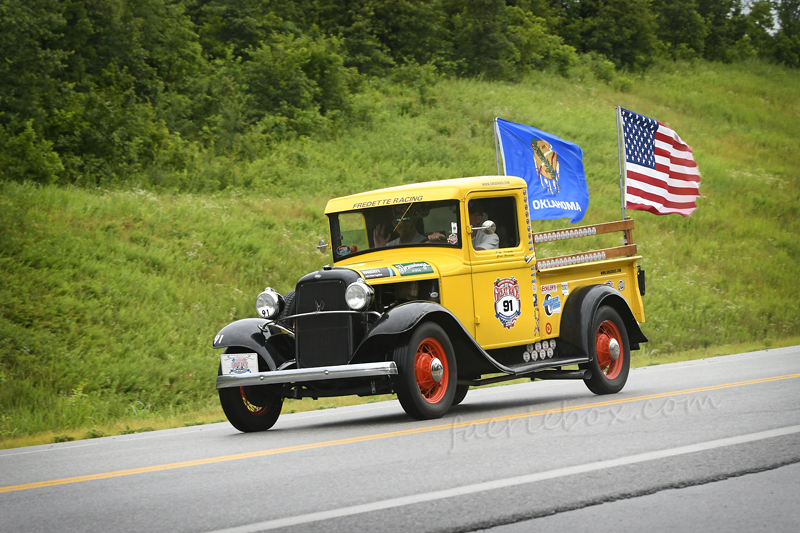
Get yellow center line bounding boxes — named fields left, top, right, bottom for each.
left=2, top=372, right=799, bottom=493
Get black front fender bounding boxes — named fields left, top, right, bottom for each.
left=559, top=285, right=648, bottom=360
left=366, top=301, right=447, bottom=337
left=213, top=318, right=278, bottom=371
left=353, top=302, right=509, bottom=376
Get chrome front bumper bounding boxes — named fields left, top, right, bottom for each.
left=215, top=361, right=398, bottom=389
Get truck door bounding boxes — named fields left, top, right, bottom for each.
left=468, top=193, right=540, bottom=349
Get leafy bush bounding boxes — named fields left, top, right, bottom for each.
left=0, top=121, right=64, bottom=184
left=507, top=6, right=564, bottom=73
left=242, top=33, right=362, bottom=137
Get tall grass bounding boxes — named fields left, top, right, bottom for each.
left=1, top=60, right=798, bottom=445
left=0, top=187, right=328, bottom=440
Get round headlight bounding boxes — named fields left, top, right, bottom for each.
left=255, top=288, right=284, bottom=319
left=345, top=280, right=374, bottom=311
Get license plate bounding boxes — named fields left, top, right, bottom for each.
left=221, top=353, right=258, bottom=375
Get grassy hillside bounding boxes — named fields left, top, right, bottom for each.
left=1, top=60, right=799, bottom=447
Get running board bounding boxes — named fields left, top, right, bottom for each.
left=532, top=369, right=592, bottom=380
left=457, top=367, right=591, bottom=387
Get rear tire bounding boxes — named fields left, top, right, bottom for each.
left=393, top=322, right=457, bottom=420
left=581, top=306, right=630, bottom=395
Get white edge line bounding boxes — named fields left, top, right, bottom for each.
left=210, top=425, right=800, bottom=533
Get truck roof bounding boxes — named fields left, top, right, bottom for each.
left=324, top=176, right=527, bottom=214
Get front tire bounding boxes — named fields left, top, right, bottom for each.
left=452, top=384, right=469, bottom=406
left=581, top=306, right=630, bottom=395
left=218, top=361, right=283, bottom=432
left=393, top=322, right=457, bottom=420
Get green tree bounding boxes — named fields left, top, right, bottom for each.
left=554, top=0, right=658, bottom=69
left=45, top=1, right=201, bottom=181
left=0, top=0, right=68, bottom=127
left=241, top=32, right=362, bottom=136
left=592, top=0, right=658, bottom=68
left=0, top=121, right=64, bottom=184
left=774, top=0, right=800, bottom=66
left=506, top=5, right=567, bottom=71
left=442, top=0, right=519, bottom=79
left=314, top=0, right=396, bottom=74
left=0, top=0, right=206, bottom=184
left=308, top=1, right=452, bottom=74
left=697, top=0, right=746, bottom=61
left=775, top=0, right=800, bottom=36
left=131, top=0, right=205, bottom=87
left=0, top=0, right=69, bottom=183
left=744, top=1, right=776, bottom=58
left=508, top=0, right=559, bottom=29
left=186, top=0, right=309, bottom=60
left=651, top=0, right=707, bottom=59
left=354, top=0, right=449, bottom=69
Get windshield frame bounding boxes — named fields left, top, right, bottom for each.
left=329, top=200, right=463, bottom=262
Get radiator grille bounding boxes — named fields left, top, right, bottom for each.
left=296, top=280, right=352, bottom=367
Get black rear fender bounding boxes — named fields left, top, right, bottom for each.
left=559, top=285, right=648, bottom=360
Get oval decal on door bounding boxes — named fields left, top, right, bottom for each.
left=494, top=277, right=521, bottom=329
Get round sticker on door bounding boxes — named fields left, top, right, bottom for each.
left=493, top=277, right=521, bottom=329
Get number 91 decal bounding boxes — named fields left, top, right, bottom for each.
left=494, top=277, right=521, bottom=329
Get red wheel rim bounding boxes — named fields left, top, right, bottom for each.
left=413, top=337, right=449, bottom=403
left=595, top=320, right=623, bottom=379
left=240, top=387, right=273, bottom=416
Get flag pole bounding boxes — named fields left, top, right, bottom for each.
left=493, top=118, right=502, bottom=176
left=615, top=106, right=626, bottom=223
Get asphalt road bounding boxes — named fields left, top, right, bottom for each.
left=1, top=346, right=799, bottom=533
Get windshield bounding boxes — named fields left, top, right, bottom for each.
left=330, top=200, right=462, bottom=261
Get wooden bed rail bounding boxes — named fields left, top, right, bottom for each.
left=533, top=217, right=637, bottom=271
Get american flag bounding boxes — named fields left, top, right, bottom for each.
left=620, top=108, right=701, bottom=216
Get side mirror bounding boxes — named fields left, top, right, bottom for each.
left=479, top=220, right=496, bottom=235
left=317, top=240, right=330, bottom=253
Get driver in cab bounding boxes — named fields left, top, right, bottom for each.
left=373, top=206, right=445, bottom=247
left=469, top=203, right=499, bottom=250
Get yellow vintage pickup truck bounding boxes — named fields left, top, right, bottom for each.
left=214, top=176, right=647, bottom=431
